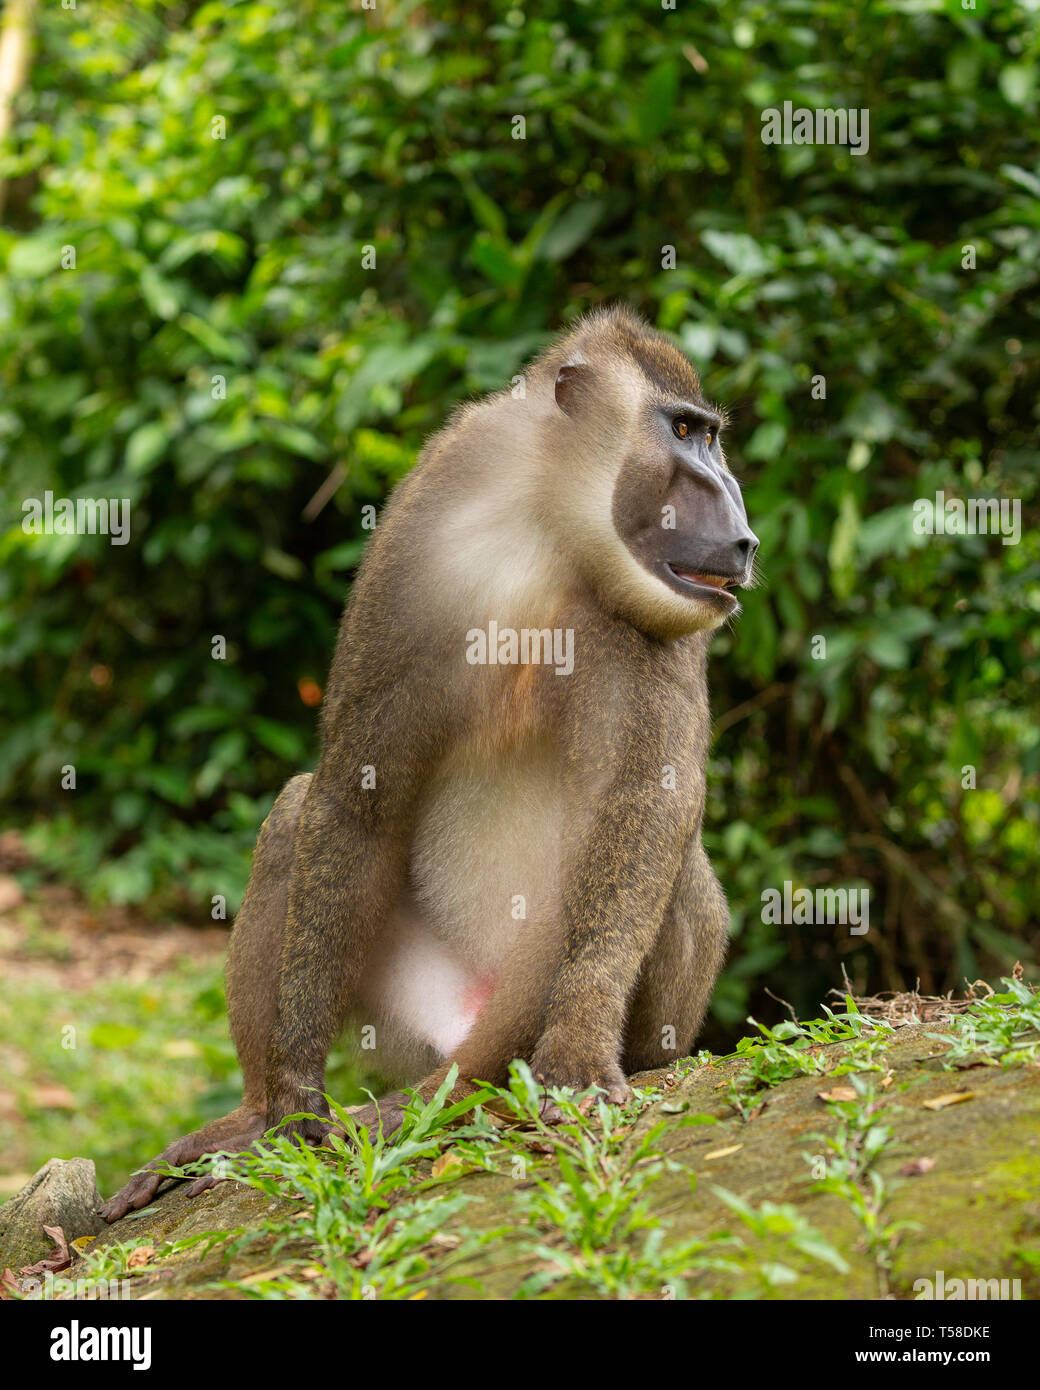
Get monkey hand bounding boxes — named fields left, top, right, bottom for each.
left=346, top=1092, right=410, bottom=1141
left=529, top=1039, right=631, bottom=1124
left=98, top=1109, right=269, bottom=1223
left=268, top=1095, right=412, bottom=1149
left=269, top=1111, right=337, bottom=1146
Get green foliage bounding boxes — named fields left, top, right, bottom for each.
left=0, top=0, right=1038, bottom=1030
left=141, top=1059, right=849, bottom=1301
left=930, top=974, right=1040, bottom=1066
left=807, top=1073, right=919, bottom=1298
left=720, top=1005, right=894, bottom=1116
left=0, top=957, right=376, bottom=1192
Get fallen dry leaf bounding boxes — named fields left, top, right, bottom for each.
left=126, top=1245, right=155, bottom=1268
left=900, top=1157, right=937, bottom=1177
left=923, top=1091, right=977, bottom=1111
left=430, top=1150, right=467, bottom=1180
left=237, top=1266, right=298, bottom=1285
left=703, top=1144, right=744, bottom=1161
left=34, top=1085, right=77, bottom=1110
left=18, top=1225, right=71, bottom=1278
left=817, top=1086, right=857, bottom=1103
left=0, top=875, right=25, bottom=914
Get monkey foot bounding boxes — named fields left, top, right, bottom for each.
left=98, top=1110, right=268, bottom=1223
left=347, top=1092, right=411, bottom=1140
left=537, top=1079, right=631, bottom=1124
left=97, top=1168, right=170, bottom=1224
left=529, top=1055, right=632, bottom=1124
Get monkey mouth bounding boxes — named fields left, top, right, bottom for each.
left=665, top=565, right=741, bottom=602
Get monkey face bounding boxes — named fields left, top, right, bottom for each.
left=611, top=400, right=758, bottom=627
left=546, top=315, right=758, bottom=640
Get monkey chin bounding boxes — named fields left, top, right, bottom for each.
left=589, top=550, right=740, bottom=641
left=628, top=564, right=741, bottom=639
left=664, top=564, right=742, bottom=616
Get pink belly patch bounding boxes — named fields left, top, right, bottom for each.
left=359, top=917, right=499, bottom=1058
left=461, top=973, right=496, bottom=1019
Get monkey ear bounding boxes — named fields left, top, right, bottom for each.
left=554, top=361, right=587, bottom=412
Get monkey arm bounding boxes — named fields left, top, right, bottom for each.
left=263, top=780, right=413, bottom=1137
left=527, top=765, right=690, bottom=1102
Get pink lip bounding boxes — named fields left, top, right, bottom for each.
left=671, top=570, right=731, bottom=590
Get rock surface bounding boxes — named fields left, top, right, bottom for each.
left=0, top=1157, right=105, bottom=1272
left=10, top=1023, right=1040, bottom=1299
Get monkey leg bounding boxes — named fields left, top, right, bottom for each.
left=98, top=774, right=312, bottom=1223
left=349, top=913, right=568, bottom=1136
left=622, top=840, right=729, bottom=1074
left=351, top=846, right=728, bottom=1136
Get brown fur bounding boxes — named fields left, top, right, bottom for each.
left=99, top=307, right=752, bottom=1220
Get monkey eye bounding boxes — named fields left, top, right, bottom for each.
left=672, top=414, right=718, bottom=446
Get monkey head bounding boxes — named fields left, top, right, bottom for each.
left=540, top=307, right=758, bottom=641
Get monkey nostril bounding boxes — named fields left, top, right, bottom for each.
left=724, top=533, right=759, bottom=584
left=733, top=534, right=758, bottom=562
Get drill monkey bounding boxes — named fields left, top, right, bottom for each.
left=101, top=307, right=758, bottom=1220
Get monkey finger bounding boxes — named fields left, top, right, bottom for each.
left=538, top=1094, right=571, bottom=1125
left=349, top=1097, right=408, bottom=1139
left=98, top=1171, right=165, bottom=1223
left=185, top=1173, right=222, bottom=1199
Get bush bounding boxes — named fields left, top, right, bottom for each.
left=1, top=0, right=1037, bottom=1036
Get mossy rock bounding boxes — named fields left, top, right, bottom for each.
left=38, top=1023, right=1040, bottom=1300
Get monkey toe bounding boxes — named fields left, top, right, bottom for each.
left=349, top=1095, right=408, bottom=1139
left=275, top=1113, right=335, bottom=1146
left=185, top=1173, right=221, bottom=1198
left=536, top=1071, right=632, bottom=1123
left=99, top=1111, right=270, bottom=1222
left=98, top=1171, right=165, bottom=1224
left=537, top=1095, right=569, bottom=1125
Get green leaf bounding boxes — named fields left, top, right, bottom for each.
left=999, top=65, right=1036, bottom=108
left=6, top=234, right=63, bottom=277
left=536, top=200, right=606, bottom=263
left=261, top=547, right=305, bottom=581
left=635, top=59, right=680, bottom=141
left=701, top=230, right=771, bottom=277
left=140, top=266, right=182, bottom=320
left=90, top=1023, right=142, bottom=1049
left=745, top=421, right=787, bottom=461
left=250, top=717, right=306, bottom=762
left=470, top=233, right=525, bottom=289
left=828, top=492, right=860, bottom=602
left=125, top=422, right=169, bottom=475
left=455, top=173, right=507, bottom=238
left=865, top=631, right=909, bottom=669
